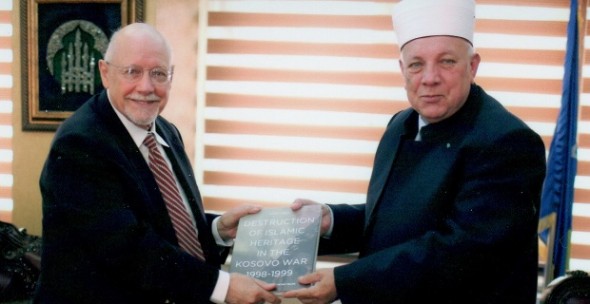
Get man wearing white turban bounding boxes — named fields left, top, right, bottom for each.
left=284, top=0, right=546, bottom=303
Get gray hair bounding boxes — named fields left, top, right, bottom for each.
left=103, top=23, right=172, bottom=64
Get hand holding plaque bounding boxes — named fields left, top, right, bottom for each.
left=229, top=205, right=322, bottom=293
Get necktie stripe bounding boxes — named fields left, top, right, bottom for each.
left=166, top=203, right=190, bottom=218
left=144, top=134, right=205, bottom=261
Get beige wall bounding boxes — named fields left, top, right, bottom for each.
left=11, top=0, right=199, bottom=235
left=12, top=0, right=53, bottom=235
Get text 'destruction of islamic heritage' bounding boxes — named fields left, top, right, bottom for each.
left=230, top=205, right=322, bottom=293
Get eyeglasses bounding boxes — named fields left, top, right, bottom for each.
left=106, top=61, right=174, bottom=84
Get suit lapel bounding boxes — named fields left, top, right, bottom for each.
left=155, top=121, right=218, bottom=260
left=365, top=109, right=415, bottom=228
left=165, top=144, right=205, bottom=217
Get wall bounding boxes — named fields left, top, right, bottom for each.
left=11, top=0, right=199, bottom=235
left=11, top=0, right=52, bottom=235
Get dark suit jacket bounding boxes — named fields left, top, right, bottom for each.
left=35, top=91, right=226, bottom=304
left=320, top=85, right=546, bottom=303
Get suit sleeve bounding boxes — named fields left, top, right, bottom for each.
left=40, top=133, right=219, bottom=303
left=331, top=128, right=546, bottom=302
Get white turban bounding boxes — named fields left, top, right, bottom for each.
left=392, top=0, right=476, bottom=49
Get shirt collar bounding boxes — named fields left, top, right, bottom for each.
left=415, top=115, right=429, bottom=141
left=418, top=115, right=429, bottom=130
left=107, top=90, right=170, bottom=148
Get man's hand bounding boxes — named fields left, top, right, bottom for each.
left=225, top=273, right=281, bottom=304
left=291, top=199, right=332, bottom=236
left=217, top=205, right=262, bottom=241
left=282, top=268, right=337, bottom=304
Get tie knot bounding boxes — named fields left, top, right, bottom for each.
left=143, top=133, right=158, bottom=150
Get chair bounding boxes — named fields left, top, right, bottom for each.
left=0, top=221, right=41, bottom=302
left=540, top=270, right=590, bottom=304
left=538, top=212, right=557, bottom=288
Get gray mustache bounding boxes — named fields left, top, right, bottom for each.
left=127, top=94, right=160, bottom=102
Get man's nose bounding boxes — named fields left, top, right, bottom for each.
left=421, top=63, right=441, bottom=85
left=136, top=72, right=156, bottom=91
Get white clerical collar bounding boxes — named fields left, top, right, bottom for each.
left=415, top=115, right=429, bottom=141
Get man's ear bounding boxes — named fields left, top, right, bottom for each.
left=469, top=53, right=481, bottom=81
left=98, top=59, right=110, bottom=89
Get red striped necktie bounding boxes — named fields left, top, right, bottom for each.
left=143, top=133, right=205, bottom=261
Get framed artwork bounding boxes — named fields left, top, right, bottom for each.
left=20, top=0, right=144, bottom=131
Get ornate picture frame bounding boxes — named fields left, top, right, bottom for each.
left=20, top=0, right=144, bottom=131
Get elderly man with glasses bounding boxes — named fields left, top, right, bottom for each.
left=35, top=23, right=281, bottom=304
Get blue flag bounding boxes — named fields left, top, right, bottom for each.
left=540, top=0, right=580, bottom=279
